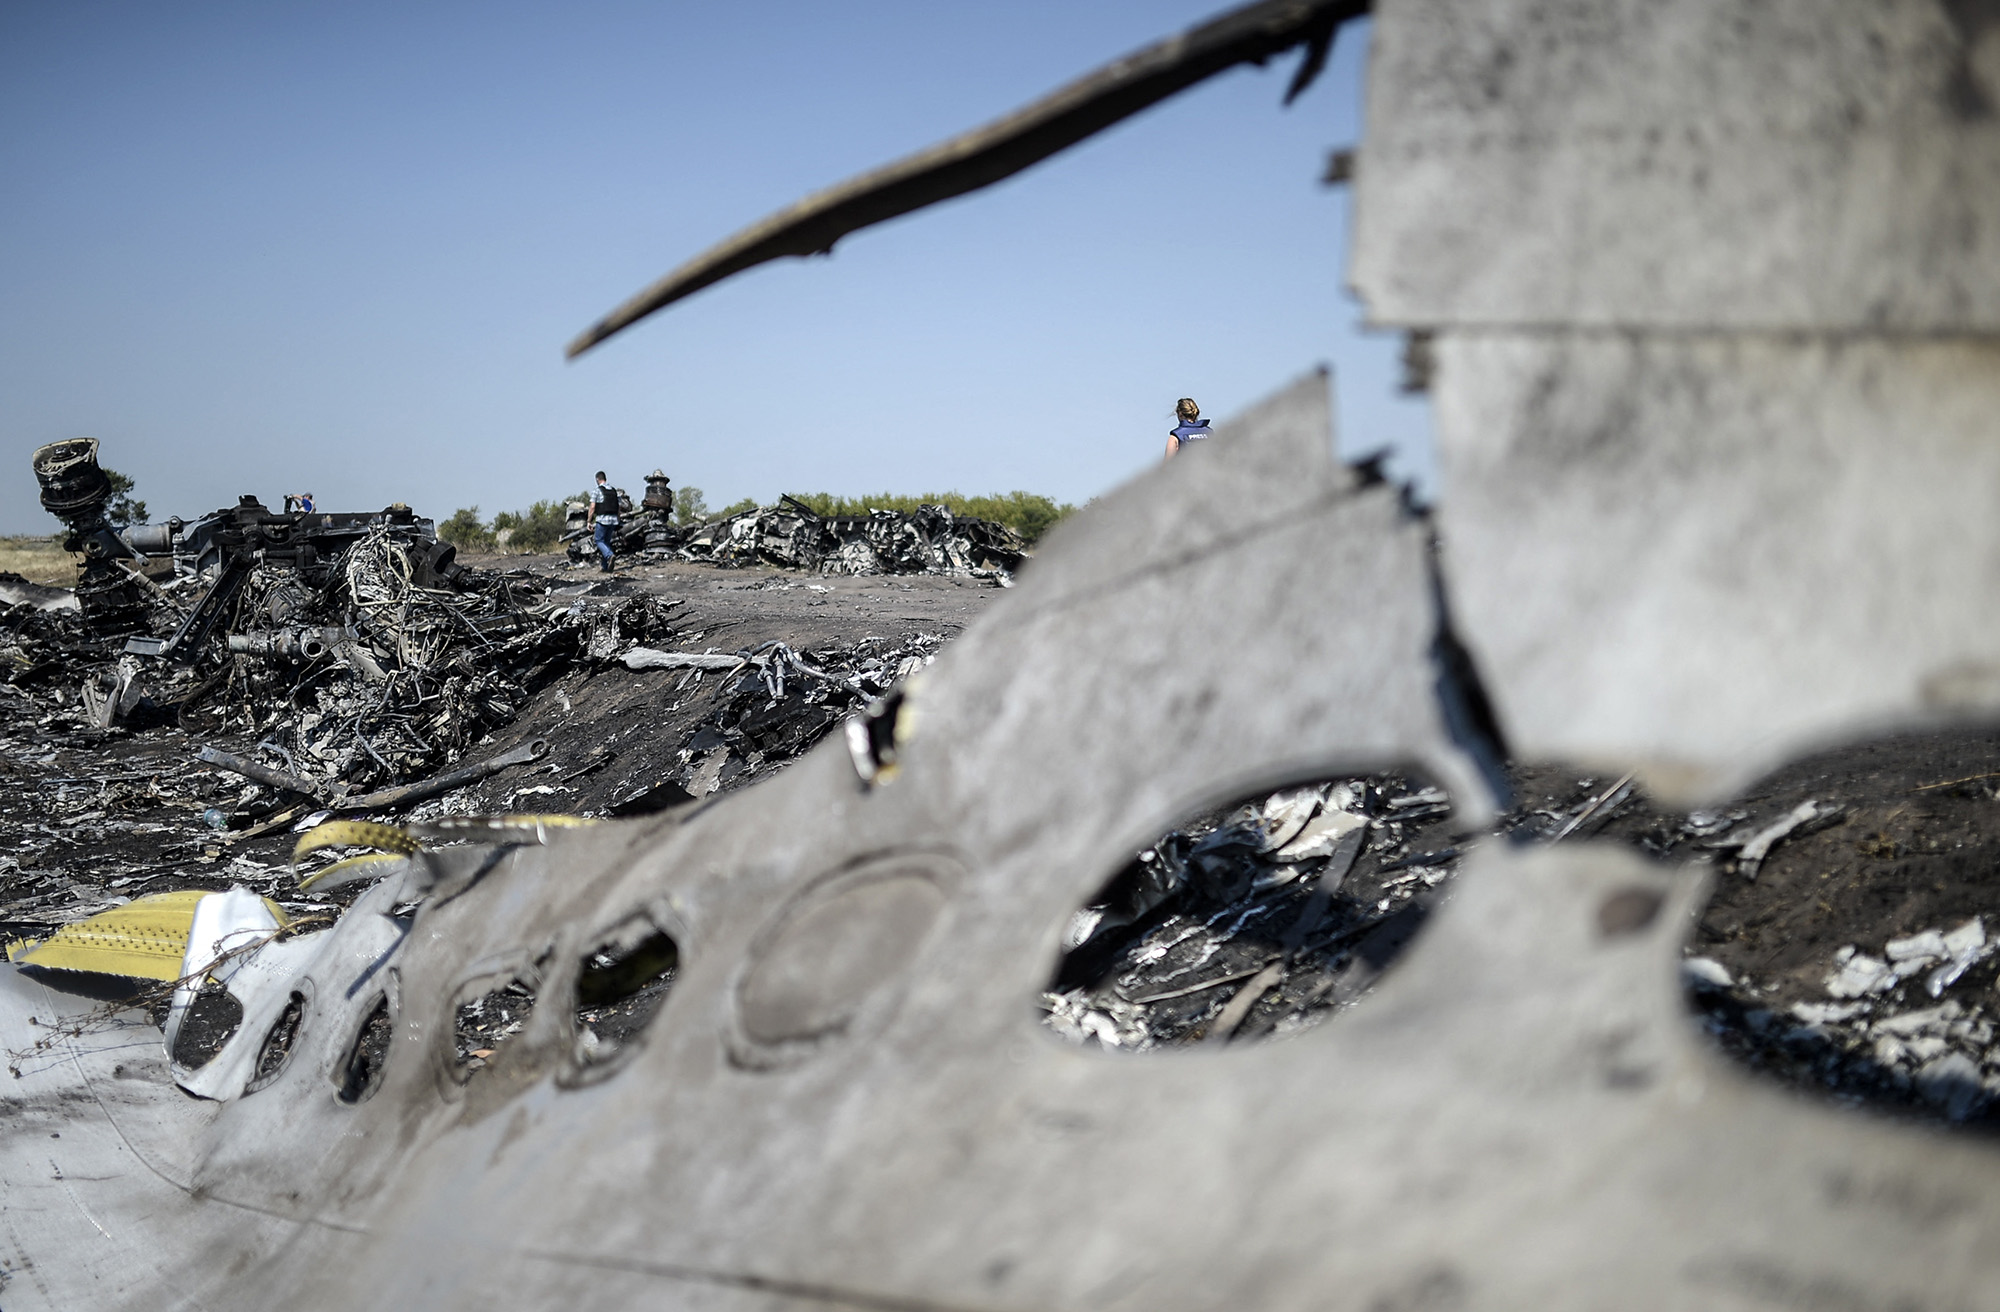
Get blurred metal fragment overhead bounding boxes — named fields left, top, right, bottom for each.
left=564, top=0, right=1364, bottom=357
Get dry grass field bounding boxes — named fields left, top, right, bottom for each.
left=0, top=536, right=78, bottom=586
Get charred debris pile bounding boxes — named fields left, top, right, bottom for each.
left=1047, top=742, right=2000, bottom=1133
left=0, top=441, right=960, bottom=938
left=21, top=439, right=571, bottom=802
left=567, top=477, right=1027, bottom=582
left=2, top=441, right=944, bottom=836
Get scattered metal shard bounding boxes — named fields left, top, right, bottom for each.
left=563, top=0, right=1364, bottom=357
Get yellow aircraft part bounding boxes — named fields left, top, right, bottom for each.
left=4, top=889, right=289, bottom=982
left=292, top=820, right=420, bottom=864
left=291, top=815, right=601, bottom=888
left=297, top=851, right=407, bottom=892
left=410, top=814, right=600, bottom=840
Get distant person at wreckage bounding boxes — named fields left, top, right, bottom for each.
left=587, top=470, right=618, bottom=573
left=1164, top=397, right=1211, bottom=461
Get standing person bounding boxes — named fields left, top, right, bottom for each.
left=1164, top=398, right=1211, bottom=461
left=587, top=471, right=619, bottom=573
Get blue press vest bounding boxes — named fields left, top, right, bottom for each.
left=1170, top=419, right=1211, bottom=446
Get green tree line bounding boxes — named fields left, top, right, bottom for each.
left=437, top=488, right=1073, bottom=554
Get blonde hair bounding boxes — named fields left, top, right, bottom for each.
left=1175, top=397, right=1200, bottom=422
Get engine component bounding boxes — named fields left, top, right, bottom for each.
left=30, top=439, right=152, bottom=638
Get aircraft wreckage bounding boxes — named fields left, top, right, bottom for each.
left=7, top=0, right=2000, bottom=1307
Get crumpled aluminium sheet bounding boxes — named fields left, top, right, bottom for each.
left=5, top=372, right=1999, bottom=1311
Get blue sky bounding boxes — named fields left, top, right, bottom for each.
left=0, top=2, right=1431, bottom=534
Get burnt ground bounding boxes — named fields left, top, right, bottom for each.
left=438, top=552, right=997, bottom=819
left=4, top=548, right=2000, bottom=1132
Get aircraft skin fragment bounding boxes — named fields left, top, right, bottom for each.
left=1428, top=333, right=2000, bottom=803
left=1352, top=0, right=2000, bottom=331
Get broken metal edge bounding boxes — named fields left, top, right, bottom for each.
left=564, top=0, right=1365, bottom=357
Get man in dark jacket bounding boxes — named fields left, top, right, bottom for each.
left=587, top=471, right=619, bottom=573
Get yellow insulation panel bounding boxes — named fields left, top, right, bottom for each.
left=5, top=889, right=288, bottom=982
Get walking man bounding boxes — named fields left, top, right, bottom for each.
left=588, top=470, right=619, bottom=573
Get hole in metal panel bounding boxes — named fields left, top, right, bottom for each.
left=1464, top=738, right=2000, bottom=1132
left=1043, top=771, right=1459, bottom=1050
left=1670, top=729, right=2000, bottom=1132
left=169, top=982, right=243, bottom=1070
left=248, top=990, right=306, bottom=1089
left=336, top=995, right=393, bottom=1104
left=454, top=979, right=537, bottom=1076
left=573, top=924, right=677, bottom=1067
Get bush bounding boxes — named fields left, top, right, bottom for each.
left=491, top=499, right=570, bottom=554
left=437, top=507, right=495, bottom=552
left=713, top=497, right=759, bottom=520
left=779, top=490, right=1074, bottom=542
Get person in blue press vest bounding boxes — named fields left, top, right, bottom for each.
left=587, top=471, right=619, bottom=573
left=1164, top=397, right=1211, bottom=461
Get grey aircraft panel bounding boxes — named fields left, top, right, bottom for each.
left=0, top=969, right=303, bottom=1311
left=1428, top=331, right=2000, bottom=803
left=1351, top=0, right=2000, bottom=331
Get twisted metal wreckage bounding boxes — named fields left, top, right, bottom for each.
left=7, top=0, right=2000, bottom=1307
left=20, top=437, right=569, bottom=797
left=565, top=478, right=1028, bottom=581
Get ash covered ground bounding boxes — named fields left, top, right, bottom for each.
left=6, top=545, right=2000, bottom=1136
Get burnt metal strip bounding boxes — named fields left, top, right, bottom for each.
left=566, top=0, right=1364, bottom=357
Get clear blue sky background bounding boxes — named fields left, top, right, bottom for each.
left=0, top=2, right=1432, bottom=535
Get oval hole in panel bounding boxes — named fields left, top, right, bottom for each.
left=454, top=977, right=538, bottom=1079
left=1043, top=770, right=1460, bottom=1051
left=336, top=994, right=394, bottom=1104
left=1656, top=728, right=2000, bottom=1131
left=571, top=918, right=678, bottom=1073
left=169, top=982, right=243, bottom=1071
left=244, top=989, right=307, bottom=1093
